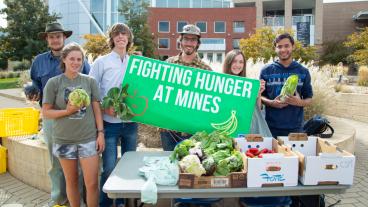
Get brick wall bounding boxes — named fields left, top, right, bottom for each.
left=148, top=7, right=256, bottom=57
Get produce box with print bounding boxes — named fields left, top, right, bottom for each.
left=171, top=131, right=247, bottom=188
left=278, top=133, right=355, bottom=185
left=234, top=135, right=298, bottom=188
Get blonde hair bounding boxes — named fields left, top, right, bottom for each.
left=60, top=42, right=85, bottom=72
left=222, top=50, right=246, bottom=77
left=107, top=23, right=134, bottom=50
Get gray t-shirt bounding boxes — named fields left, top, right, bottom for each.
left=43, top=73, right=100, bottom=144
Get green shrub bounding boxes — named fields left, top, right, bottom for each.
left=13, top=61, right=31, bottom=71
left=319, top=41, right=352, bottom=66
left=17, top=71, right=31, bottom=87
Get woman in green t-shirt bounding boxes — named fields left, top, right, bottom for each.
left=42, top=42, right=104, bottom=207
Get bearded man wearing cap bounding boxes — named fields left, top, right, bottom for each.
left=89, top=23, right=137, bottom=207
left=160, top=24, right=212, bottom=151
left=30, top=22, right=90, bottom=207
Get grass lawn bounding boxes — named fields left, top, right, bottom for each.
left=0, top=78, right=19, bottom=89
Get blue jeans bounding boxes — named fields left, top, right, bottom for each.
left=43, top=119, right=84, bottom=205
left=99, top=121, right=138, bottom=207
left=160, top=131, right=192, bottom=151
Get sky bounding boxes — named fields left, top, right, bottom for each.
left=0, top=0, right=5, bottom=28
left=0, top=0, right=367, bottom=28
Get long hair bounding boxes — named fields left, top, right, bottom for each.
left=222, top=50, right=246, bottom=77
left=60, top=42, right=85, bottom=72
left=107, top=23, right=134, bottom=51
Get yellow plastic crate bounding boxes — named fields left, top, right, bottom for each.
left=0, top=144, right=6, bottom=173
left=0, top=108, right=40, bottom=137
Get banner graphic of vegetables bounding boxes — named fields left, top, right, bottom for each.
left=210, top=110, right=238, bottom=136
left=280, top=74, right=299, bottom=102
left=127, top=90, right=149, bottom=117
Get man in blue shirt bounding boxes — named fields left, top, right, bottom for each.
left=30, top=22, right=90, bottom=207
left=260, top=33, right=313, bottom=137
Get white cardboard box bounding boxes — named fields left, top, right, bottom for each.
left=234, top=135, right=299, bottom=188
left=278, top=133, right=355, bottom=185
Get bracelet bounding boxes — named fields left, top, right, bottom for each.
left=97, top=129, right=104, bottom=134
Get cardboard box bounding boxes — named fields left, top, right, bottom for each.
left=278, top=133, right=355, bottom=185
left=234, top=134, right=299, bottom=188
left=178, top=152, right=247, bottom=188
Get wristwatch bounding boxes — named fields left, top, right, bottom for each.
left=97, top=129, right=104, bottom=134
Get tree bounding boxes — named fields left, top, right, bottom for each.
left=319, top=41, right=352, bottom=66
left=83, top=34, right=139, bottom=61
left=344, top=27, right=368, bottom=66
left=239, top=27, right=317, bottom=64
left=0, top=0, right=59, bottom=62
left=83, top=34, right=110, bottom=61
left=119, top=0, right=157, bottom=58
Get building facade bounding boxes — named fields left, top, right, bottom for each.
left=47, top=0, right=126, bottom=44
left=148, top=7, right=256, bottom=61
left=233, top=0, right=323, bottom=46
left=323, top=1, right=368, bottom=43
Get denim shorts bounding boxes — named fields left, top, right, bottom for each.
left=53, top=140, right=97, bottom=159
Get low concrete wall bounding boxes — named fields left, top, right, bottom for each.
left=325, top=93, right=368, bottom=123
left=326, top=116, right=356, bottom=154
left=3, top=137, right=51, bottom=193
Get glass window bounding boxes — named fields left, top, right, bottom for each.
left=201, top=38, right=225, bottom=44
left=207, top=53, right=213, bottom=62
left=193, top=0, right=201, bottom=8
left=158, top=38, right=169, bottom=49
left=214, top=21, right=225, bottom=33
left=202, top=0, right=212, bottom=8
left=156, top=0, right=167, bottom=7
left=233, top=39, right=240, bottom=49
left=213, top=0, right=222, bottom=8
left=168, top=0, right=179, bottom=8
left=158, top=21, right=169, bottom=32
left=179, top=0, right=190, bottom=8
left=223, top=0, right=230, bottom=8
left=216, top=53, right=222, bottom=63
left=233, top=21, right=245, bottom=33
left=196, top=22, right=207, bottom=33
left=177, top=21, right=187, bottom=32
left=198, top=52, right=204, bottom=59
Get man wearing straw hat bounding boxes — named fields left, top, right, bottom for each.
left=29, top=22, right=90, bottom=207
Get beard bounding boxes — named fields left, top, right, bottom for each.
left=183, top=47, right=196, bottom=55
left=50, top=45, right=63, bottom=52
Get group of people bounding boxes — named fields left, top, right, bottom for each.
left=29, top=21, right=312, bottom=207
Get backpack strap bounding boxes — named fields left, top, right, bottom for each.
left=319, top=123, right=334, bottom=138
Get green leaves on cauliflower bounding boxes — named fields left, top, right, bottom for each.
left=68, top=89, right=90, bottom=107
left=214, top=150, right=243, bottom=176
left=170, top=139, right=196, bottom=161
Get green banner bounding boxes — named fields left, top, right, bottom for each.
left=122, top=55, right=260, bottom=137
